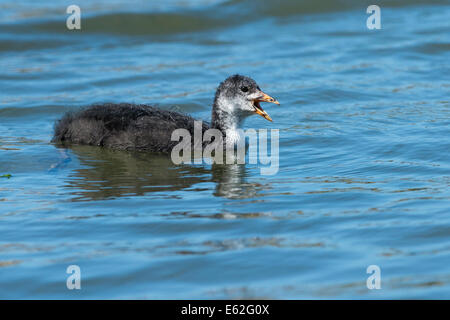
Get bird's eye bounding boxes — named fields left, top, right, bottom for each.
left=240, top=86, right=249, bottom=93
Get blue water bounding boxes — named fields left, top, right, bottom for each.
left=0, top=0, right=449, bottom=299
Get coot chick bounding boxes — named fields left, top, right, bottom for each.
left=52, top=74, right=279, bottom=153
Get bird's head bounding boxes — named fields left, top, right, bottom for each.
left=213, top=74, right=279, bottom=124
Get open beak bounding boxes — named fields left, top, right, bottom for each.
left=252, top=91, right=280, bottom=122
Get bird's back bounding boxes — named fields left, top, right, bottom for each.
left=52, top=103, right=210, bottom=153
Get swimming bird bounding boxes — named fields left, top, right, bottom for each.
left=52, top=74, right=279, bottom=153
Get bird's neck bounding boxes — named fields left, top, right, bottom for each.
left=211, top=97, right=247, bottom=146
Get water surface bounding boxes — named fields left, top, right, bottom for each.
left=0, top=0, right=449, bottom=299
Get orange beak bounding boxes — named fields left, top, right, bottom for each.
left=252, top=91, right=280, bottom=122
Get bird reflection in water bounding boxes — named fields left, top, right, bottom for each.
left=56, top=145, right=264, bottom=201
